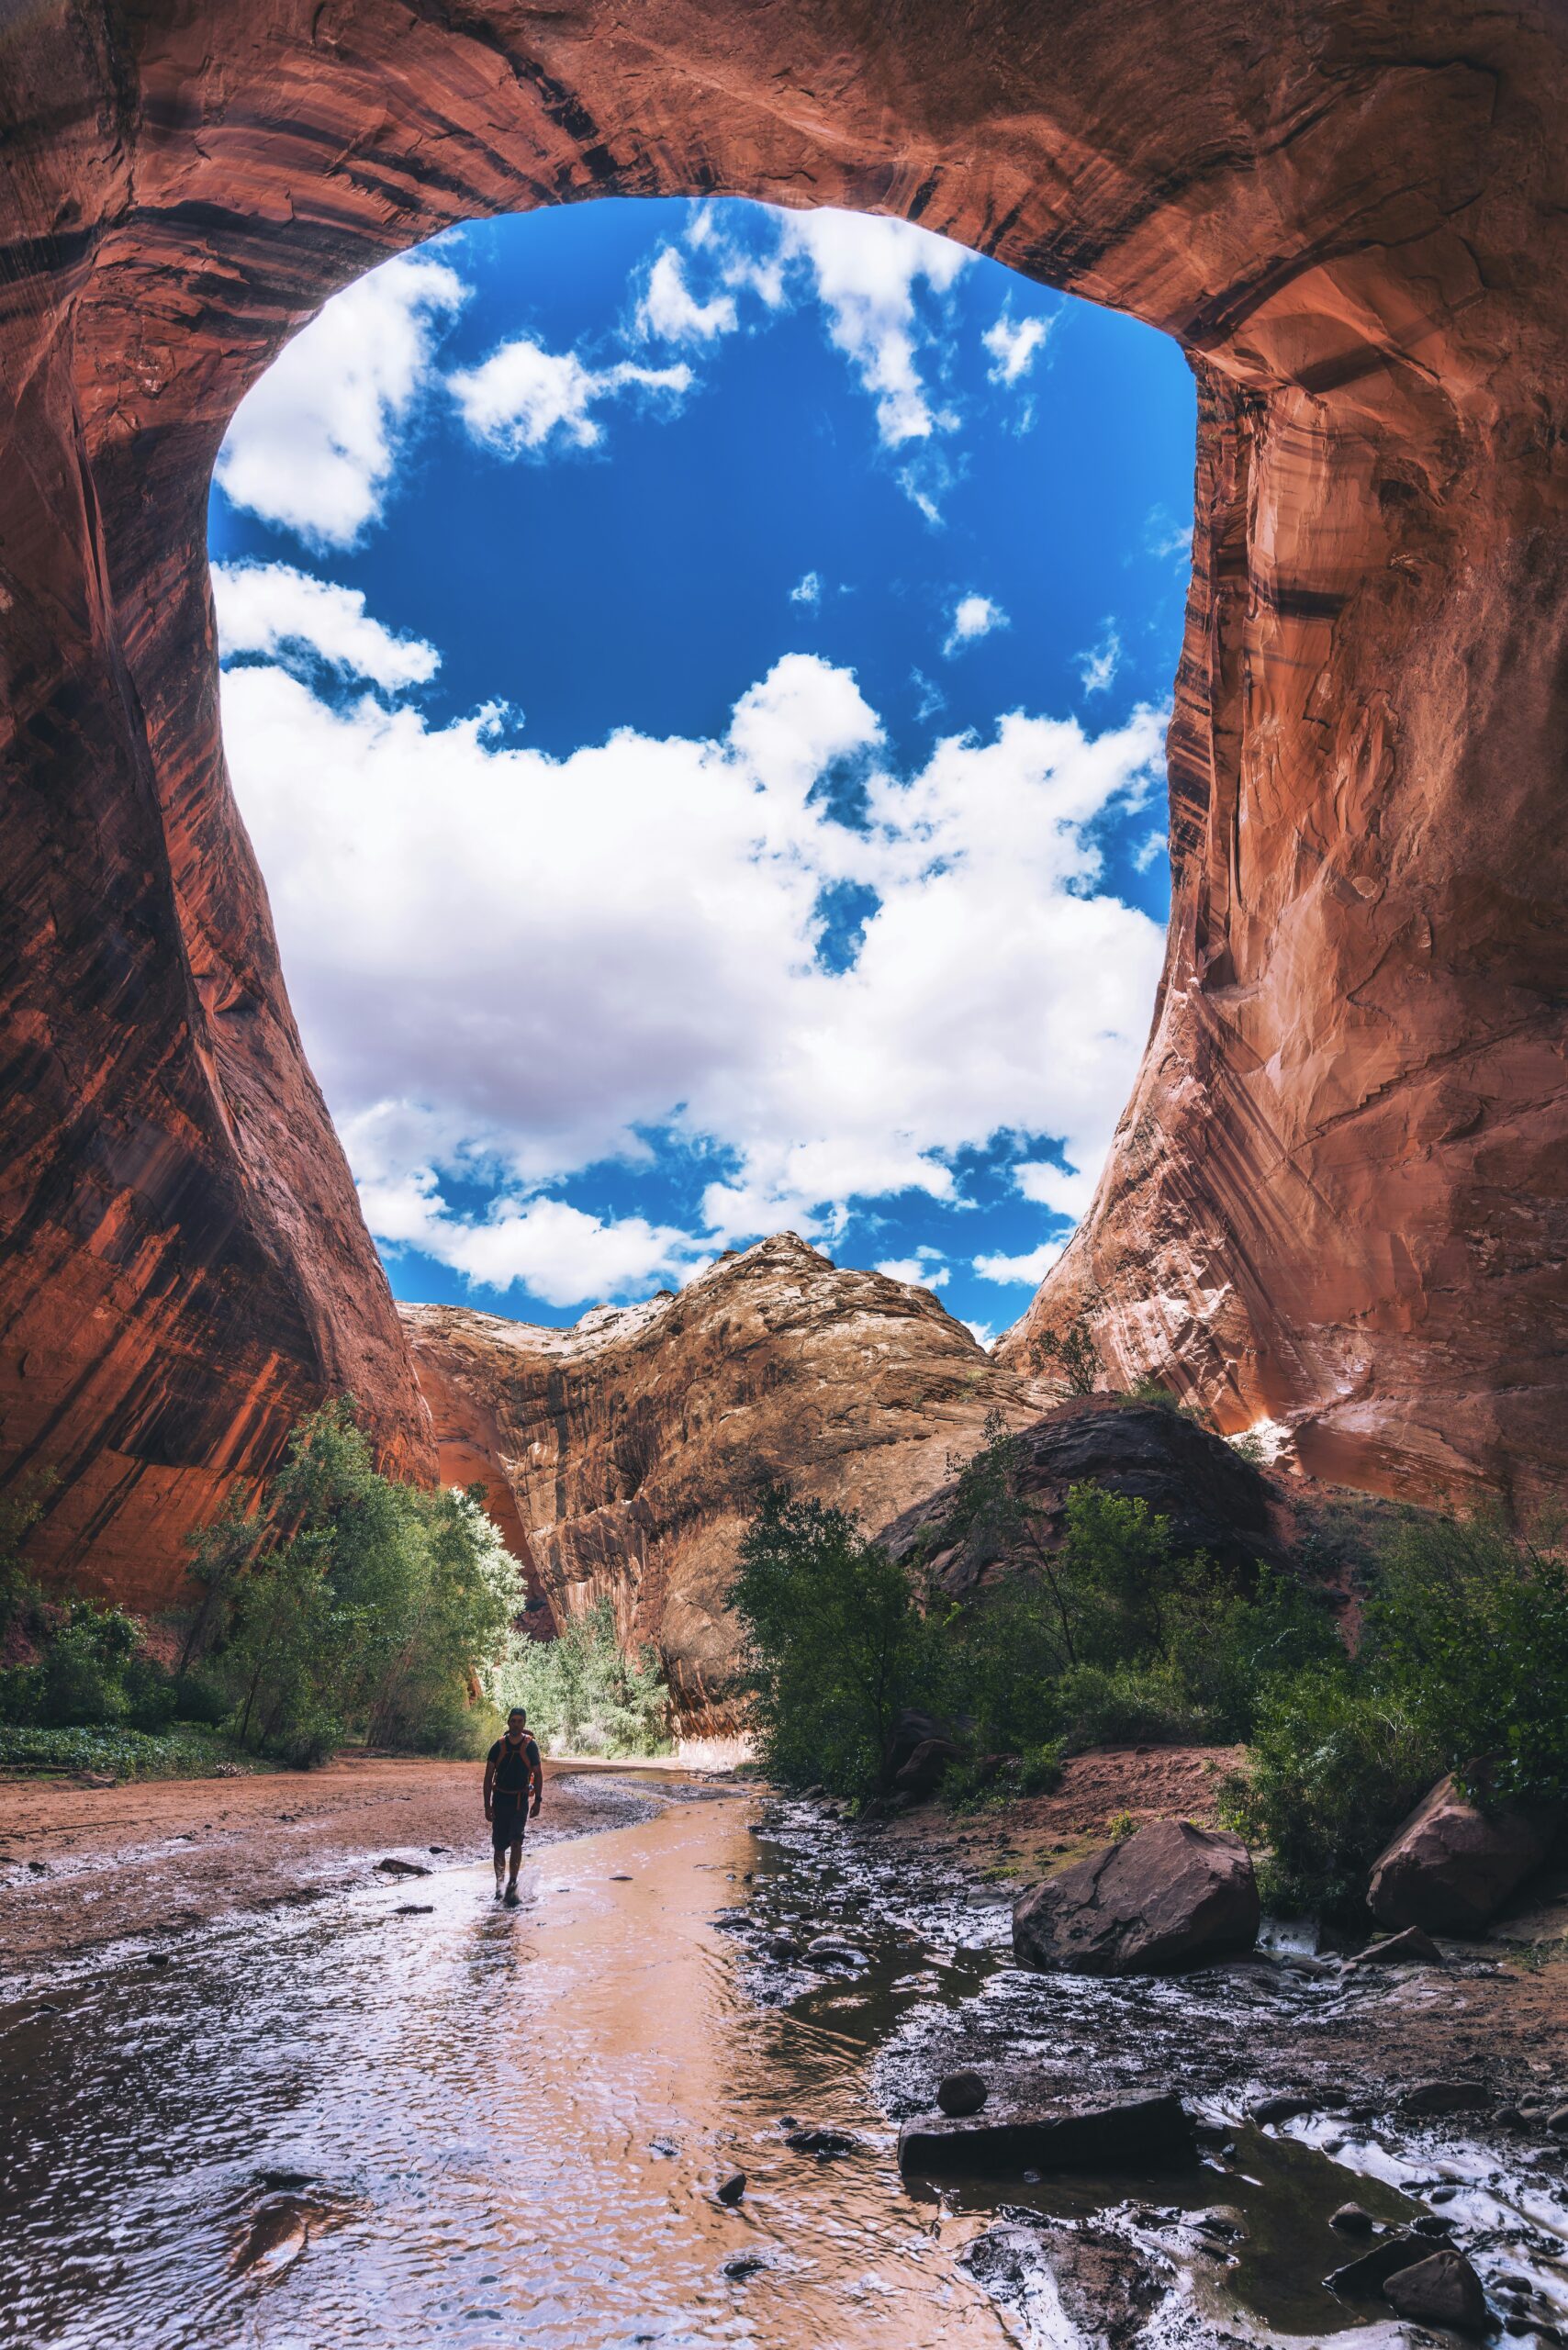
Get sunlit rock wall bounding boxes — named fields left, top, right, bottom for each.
left=402, top=1237, right=1036, bottom=1729
left=2, top=0, right=1565, bottom=1607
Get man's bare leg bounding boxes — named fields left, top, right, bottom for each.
left=503, top=1840, right=523, bottom=1905
left=493, top=1847, right=507, bottom=1899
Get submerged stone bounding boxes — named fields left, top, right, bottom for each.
left=898, top=2090, right=1193, bottom=2177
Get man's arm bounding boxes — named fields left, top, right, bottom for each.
left=529, top=1740, right=543, bottom=1817
left=483, top=1751, right=497, bottom=1820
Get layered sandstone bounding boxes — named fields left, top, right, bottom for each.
left=401, top=1236, right=1036, bottom=1727
left=3, top=0, right=1567, bottom=1602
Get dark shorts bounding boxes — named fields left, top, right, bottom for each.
left=490, top=1803, right=529, bottom=1852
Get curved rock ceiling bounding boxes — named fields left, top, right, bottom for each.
left=3, top=0, right=1566, bottom=1596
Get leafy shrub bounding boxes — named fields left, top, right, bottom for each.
left=1220, top=1670, right=1439, bottom=1916
left=1050, top=1659, right=1205, bottom=1751
left=1361, top=1508, right=1568, bottom=1807
left=206, top=1403, right=521, bottom=1765
left=731, top=1485, right=946, bottom=1800
left=503, top=1597, right=671, bottom=1758
left=1018, top=1740, right=1066, bottom=1796
left=1220, top=1508, right=1568, bottom=1913
left=0, top=1722, right=249, bottom=1779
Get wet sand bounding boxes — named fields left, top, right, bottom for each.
left=0, top=1756, right=660, bottom=1973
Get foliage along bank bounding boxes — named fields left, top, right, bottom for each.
left=730, top=1415, right=1568, bottom=1918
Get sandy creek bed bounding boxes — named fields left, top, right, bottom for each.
left=1, top=1761, right=1565, bottom=2348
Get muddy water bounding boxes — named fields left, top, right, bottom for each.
left=5, top=1779, right=1566, bottom=2350
left=0, top=1783, right=1009, bottom=2349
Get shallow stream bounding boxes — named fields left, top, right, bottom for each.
left=2, top=1776, right=1564, bottom=2349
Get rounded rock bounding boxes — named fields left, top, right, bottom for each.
left=935, top=2071, right=989, bottom=2118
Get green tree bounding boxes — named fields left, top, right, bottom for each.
left=504, top=1598, right=671, bottom=1757
left=210, top=1400, right=522, bottom=1764
left=731, top=1485, right=946, bottom=1799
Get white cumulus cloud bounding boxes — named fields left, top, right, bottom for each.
left=1014, top=1159, right=1097, bottom=1221
left=972, top=1238, right=1069, bottom=1288
left=450, top=337, right=693, bottom=454
left=211, top=561, right=439, bottom=692
left=637, top=247, right=739, bottom=343
left=875, top=1256, right=950, bottom=1289
left=983, top=310, right=1052, bottom=385
left=944, top=593, right=1009, bottom=656
left=777, top=209, right=969, bottom=447
left=353, top=1168, right=706, bottom=1306
left=215, top=253, right=468, bottom=549
left=220, top=617, right=1166, bottom=1308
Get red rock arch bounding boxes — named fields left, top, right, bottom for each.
left=3, top=0, right=1566, bottom=1597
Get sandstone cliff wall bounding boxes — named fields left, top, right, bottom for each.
left=401, top=1237, right=1036, bottom=1728
left=3, top=0, right=1567, bottom=1600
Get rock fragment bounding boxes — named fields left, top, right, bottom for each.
left=1398, top=2078, right=1490, bottom=2116
left=1014, top=1818, right=1259, bottom=1975
left=1368, top=1776, right=1556, bottom=1936
left=1383, top=2250, right=1490, bottom=2332
left=936, top=2071, right=989, bottom=2118
left=899, top=2090, right=1193, bottom=2177
left=1346, top=1924, right=1444, bottom=1969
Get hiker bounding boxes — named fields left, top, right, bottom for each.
left=484, top=1707, right=543, bottom=1905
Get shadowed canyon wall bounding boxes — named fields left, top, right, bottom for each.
left=402, top=1235, right=1037, bottom=1729
left=3, top=0, right=1567, bottom=1601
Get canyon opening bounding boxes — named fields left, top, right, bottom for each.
left=4, top=6, right=1567, bottom=2348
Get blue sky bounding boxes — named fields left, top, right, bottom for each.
left=208, top=197, right=1193, bottom=1342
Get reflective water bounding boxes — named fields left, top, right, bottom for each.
left=6, top=1782, right=1565, bottom=2350
left=0, top=1785, right=1008, bottom=2348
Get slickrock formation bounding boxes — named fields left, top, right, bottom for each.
left=3, top=0, right=1567, bottom=1601
left=879, top=1396, right=1281, bottom=1595
left=401, top=1237, right=1036, bottom=1728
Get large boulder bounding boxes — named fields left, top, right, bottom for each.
left=1013, top=1818, right=1260, bottom=1975
left=1368, top=1775, right=1557, bottom=1936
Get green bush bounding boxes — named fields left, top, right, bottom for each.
left=732, top=1484, right=947, bottom=1800
left=205, top=1402, right=521, bottom=1765
left=1361, top=1508, right=1568, bottom=1807
left=503, top=1597, right=672, bottom=1758
left=0, top=1722, right=249, bottom=1779
left=1220, top=1670, right=1439, bottom=1916
left=1219, top=1508, right=1568, bottom=1914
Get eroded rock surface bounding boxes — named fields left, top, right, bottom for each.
left=401, top=1236, right=1034, bottom=1728
left=879, top=1395, right=1280, bottom=1594
left=3, top=0, right=1568, bottom=1598
left=1368, top=1774, right=1558, bottom=1936
left=1013, top=1818, right=1260, bottom=1975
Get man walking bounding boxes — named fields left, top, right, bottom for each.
left=484, top=1707, right=543, bottom=1905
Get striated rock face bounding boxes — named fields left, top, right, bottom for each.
left=401, top=1236, right=1036, bottom=1729
left=3, top=0, right=1568, bottom=1599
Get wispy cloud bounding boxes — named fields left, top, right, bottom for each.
left=944, top=592, right=1009, bottom=657
left=1079, top=621, right=1123, bottom=696
left=790, top=569, right=823, bottom=610
left=449, top=338, right=693, bottom=454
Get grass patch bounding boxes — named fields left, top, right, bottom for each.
left=0, top=1722, right=259, bottom=1780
